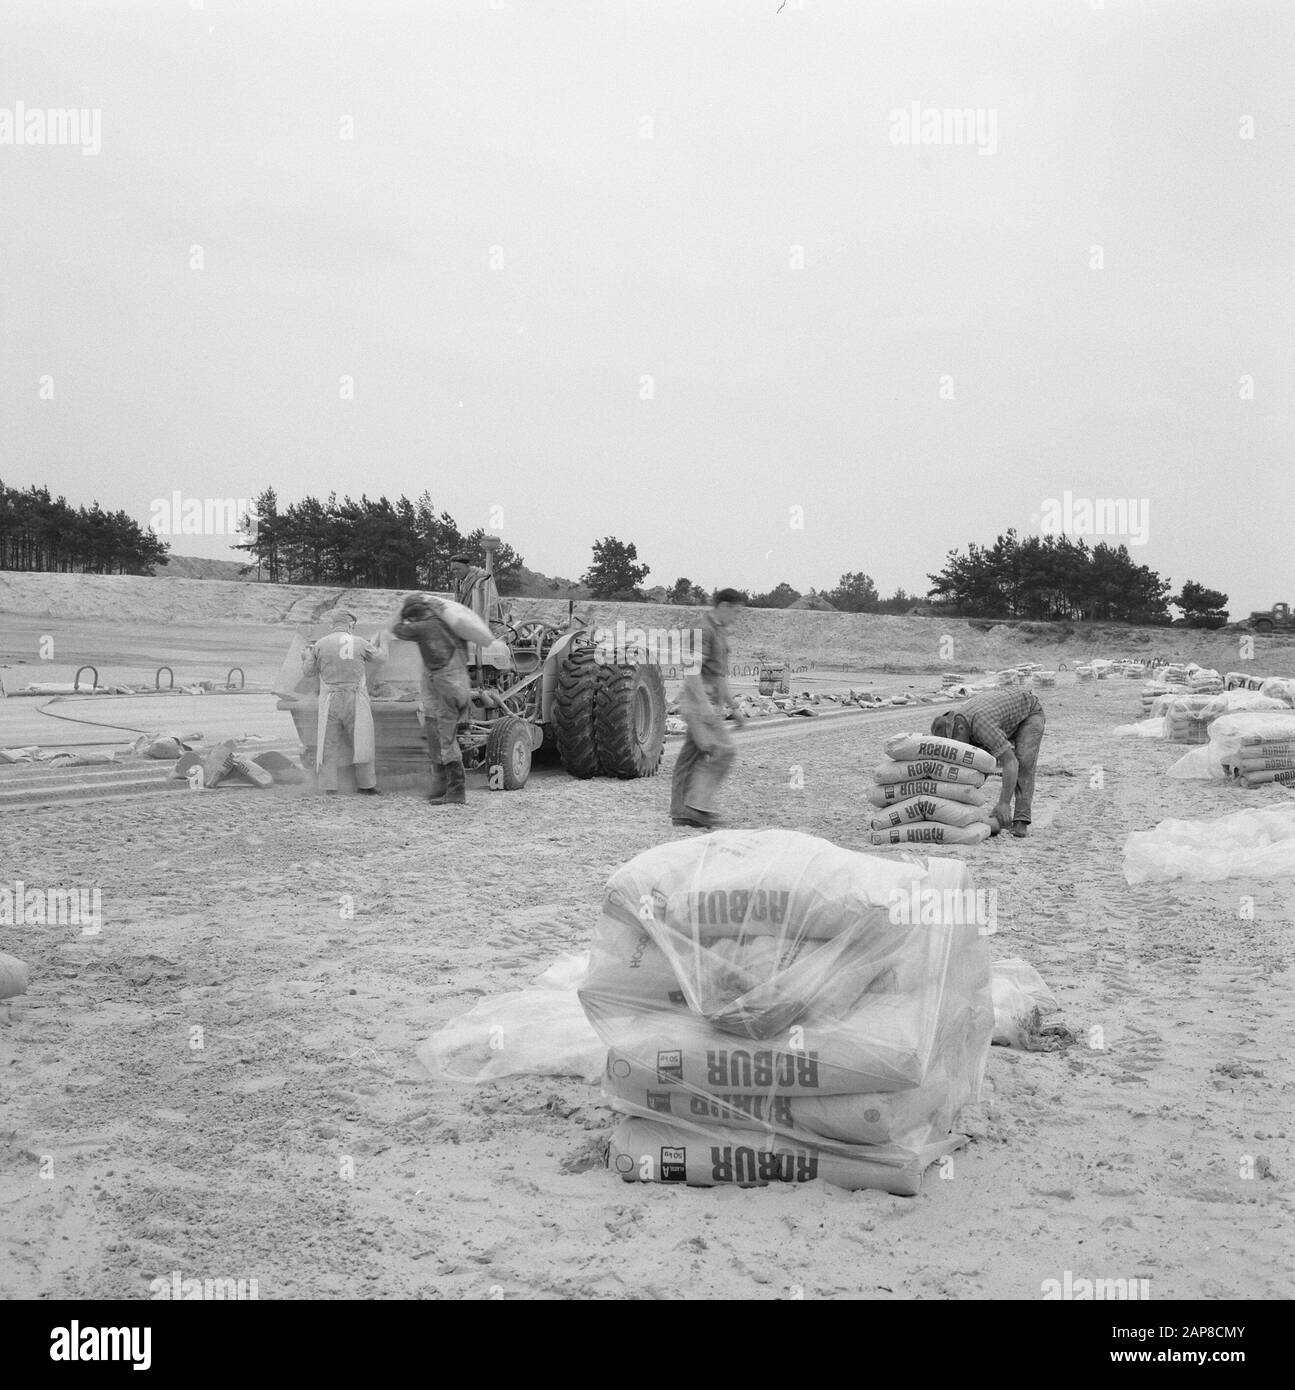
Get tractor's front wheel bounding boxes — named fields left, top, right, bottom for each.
left=595, top=661, right=667, bottom=778
left=485, top=716, right=532, bottom=790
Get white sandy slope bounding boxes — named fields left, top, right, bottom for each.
left=3, top=571, right=1292, bottom=676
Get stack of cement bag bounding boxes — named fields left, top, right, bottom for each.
left=1219, top=718, right=1295, bottom=788
left=1188, top=667, right=1224, bottom=695
left=1140, top=680, right=1173, bottom=715
left=1075, top=663, right=1094, bottom=681
left=1162, top=694, right=1226, bottom=744
left=1226, top=672, right=1267, bottom=693
left=866, top=734, right=997, bottom=846
left=1162, top=663, right=1190, bottom=686
left=1259, top=677, right=1295, bottom=707
left=581, top=829, right=993, bottom=1195
left=1034, top=670, right=1058, bottom=688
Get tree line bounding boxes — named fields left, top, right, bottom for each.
left=0, top=481, right=1231, bottom=626
left=0, top=480, right=171, bottom=575
left=235, top=489, right=524, bottom=593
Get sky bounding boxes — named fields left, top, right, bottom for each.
left=1, top=0, right=1291, bottom=614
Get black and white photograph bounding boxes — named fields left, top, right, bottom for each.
left=1, top=0, right=1290, bottom=1329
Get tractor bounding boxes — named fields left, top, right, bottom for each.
left=274, top=581, right=667, bottom=791
left=1247, top=602, right=1295, bottom=635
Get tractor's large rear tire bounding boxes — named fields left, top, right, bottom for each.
left=595, top=661, right=667, bottom=778
left=554, top=639, right=600, bottom=779
left=1254, top=619, right=1274, bottom=634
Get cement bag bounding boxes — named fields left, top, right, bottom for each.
left=600, top=828, right=931, bottom=945
left=883, top=734, right=997, bottom=776
left=869, top=795, right=991, bottom=830
left=1236, top=768, right=1295, bottom=786
left=417, top=952, right=605, bottom=1083
left=866, top=778, right=986, bottom=808
left=870, top=823, right=991, bottom=847
left=608, top=1117, right=964, bottom=1195
left=872, top=759, right=987, bottom=787
left=433, top=596, right=494, bottom=647
left=582, top=909, right=909, bottom=1037
left=605, top=1066, right=954, bottom=1145
left=592, top=830, right=946, bottom=1038
left=1123, top=804, right=1295, bottom=884
left=1222, top=756, right=1295, bottom=778
left=597, top=990, right=942, bottom=1095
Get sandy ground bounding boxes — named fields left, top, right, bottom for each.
left=2, top=671, right=1293, bottom=1301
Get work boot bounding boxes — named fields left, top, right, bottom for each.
left=428, top=762, right=466, bottom=805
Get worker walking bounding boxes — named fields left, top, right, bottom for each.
left=304, top=610, right=386, bottom=795
left=450, top=552, right=509, bottom=639
left=391, top=592, right=473, bottom=805
left=670, top=588, right=747, bottom=829
left=930, top=688, right=1046, bottom=838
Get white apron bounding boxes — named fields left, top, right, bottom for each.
left=315, top=681, right=376, bottom=771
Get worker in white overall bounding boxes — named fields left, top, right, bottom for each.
left=303, top=610, right=387, bottom=794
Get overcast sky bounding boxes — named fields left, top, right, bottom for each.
left=1, top=0, right=1291, bottom=613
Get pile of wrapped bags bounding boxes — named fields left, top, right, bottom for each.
left=866, top=734, right=998, bottom=846
left=1161, top=694, right=1227, bottom=744
left=1033, top=670, right=1058, bottom=687
left=1139, top=680, right=1173, bottom=715
left=1220, top=727, right=1295, bottom=788
left=1187, top=667, right=1224, bottom=695
left=581, top=829, right=993, bottom=1194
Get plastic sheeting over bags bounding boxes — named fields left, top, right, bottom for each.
left=1167, top=711, right=1295, bottom=780
left=1123, top=804, right=1295, bottom=883
left=583, top=830, right=993, bottom=1192
left=418, top=952, right=605, bottom=1083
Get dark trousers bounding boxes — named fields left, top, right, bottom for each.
left=1006, top=710, right=1046, bottom=823
left=670, top=722, right=737, bottom=817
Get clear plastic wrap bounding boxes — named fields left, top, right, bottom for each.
left=1167, top=710, right=1295, bottom=780
left=582, top=830, right=993, bottom=1193
left=1123, top=804, right=1295, bottom=883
